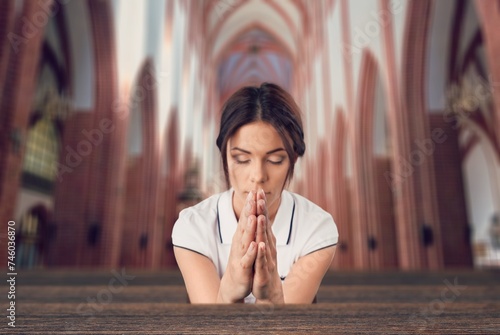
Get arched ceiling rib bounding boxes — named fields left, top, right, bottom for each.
left=204, top=0, right=306, bottom=99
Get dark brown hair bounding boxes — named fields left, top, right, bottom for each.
left=216, top=82, right=306, bottom=187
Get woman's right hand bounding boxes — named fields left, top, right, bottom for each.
left=217, top=191, right=258, bottom=303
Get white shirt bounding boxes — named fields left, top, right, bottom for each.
left=172, top=188, right=339, bottom=303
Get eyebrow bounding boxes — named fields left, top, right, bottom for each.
left=230, top=147, right=286, bottom=155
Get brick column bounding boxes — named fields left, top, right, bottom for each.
left=380, top=0, right=423, bottom=269
left=121, top=60, right=160, bottom=268
left=332, top=110, right=354, bottom=269
left=353, top=49, right=381, bottom=270
left=475, top=0, right=500, bottom=154
left=0, top=1, right=53, bottom=267
left=400, top=0, right=444, bottom=269
left=340, top=0, right=368, bottom=269
left=0, top=0, right=15, bottom=98
left=87, top=0, right=123, bottom=267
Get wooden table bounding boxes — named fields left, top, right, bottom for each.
left=6, top=270, right=500, bottom=334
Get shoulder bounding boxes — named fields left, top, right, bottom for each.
left=287, top=191, right=334, bottom=223
left=172, top=191, right=225, bottom=239
left=171, top=191, right=227, bottom=256
left=285, top=191, right=338, bottom=257
left=179, top=192, right=220, bottom=219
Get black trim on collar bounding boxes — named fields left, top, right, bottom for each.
left=216, top=195, right=223, bottom=244
left=286, top=200, right=295, bottom=245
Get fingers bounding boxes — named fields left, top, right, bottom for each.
left=234, top=191, right=256, bottom=244
left=255, top=189, right=278, bottom=264
left=240, top=214, right=257, bottom=252
left=240, top=241, right=258, bottom=269
left=256, top=189, right=267, bottom=217
left=254, top=241, right=268, bottom=282
left=255, top=214, right=268, bottom=245
left=238, top=191, right=256, bottom=232
left=256, top=189, right=274, bottom=245
left=255, top=215, right=278, bottom=267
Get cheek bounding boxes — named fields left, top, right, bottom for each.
left=273, top=164, right=290, bottom=182
left=228, top=162, right=247, bottom=184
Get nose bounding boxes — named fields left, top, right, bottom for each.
left=250, top=161, right=267, bottom=185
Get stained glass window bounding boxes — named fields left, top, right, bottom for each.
left=22, top=116, right=59, bottom=182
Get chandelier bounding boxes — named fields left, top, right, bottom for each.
left=445, top=72, right=492, bottom=124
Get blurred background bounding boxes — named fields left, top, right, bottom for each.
left=1, top=0, right=499, bottom=272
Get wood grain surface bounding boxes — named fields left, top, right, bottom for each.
left=4, top=270, right=500, bottom=334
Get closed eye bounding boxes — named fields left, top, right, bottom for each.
left=267, top=155, right=286, bottom=165
left=231, top=155, right=250, bottom=164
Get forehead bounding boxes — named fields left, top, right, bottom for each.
left=228, top=121, right=284, bottom=150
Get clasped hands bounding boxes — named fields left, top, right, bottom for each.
left=218, top=189, right=284, bottom=303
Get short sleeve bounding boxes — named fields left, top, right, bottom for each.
left=299, top=210, right=339, bottom=257
left=171, top=208, right=211, bottom=258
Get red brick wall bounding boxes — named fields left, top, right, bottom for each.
left=48, top=112, right=94, bottom=266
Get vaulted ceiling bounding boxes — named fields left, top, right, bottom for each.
left=202, top=0, right=319, bottom=100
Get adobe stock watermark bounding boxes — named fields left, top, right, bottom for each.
left=214, top=0, right=238, bottom=20
left=384, top=128, right=447, bottom=192
left=54, top=67, right=170, bottom=182
left=54, top=119, right=115, bottom=181
left=444, top=73, right=497, bottom=128
left=402, top=277, right=467, bottom=333
left=239, top=242, right=336, bottom=331
left=8, top=0, right=73, bottom=54
left=240, top=302, right=275, bottom=334
left=75, top=268, right=136, bottom=316
left=385, top=73, right=496, bottom=192
left=341, top=0, right=403, bottom=62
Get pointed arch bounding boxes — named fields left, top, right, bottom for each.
left=213, top=22, right=294, bottom=65
left=121, top=58, right=160, bottom=268
left=351, top=49, right=378, bottom=269
left=209, top=1, right=298, bottom=61
left=401, top=0, right=439, bottom=268
left=331, top=109, right=354, bottom=269
left=353, top=49, right=398, bottom=269
left=74, top=0, right=120, bottom=267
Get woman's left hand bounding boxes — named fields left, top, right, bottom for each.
left=252, top=189, right=284, bottom=303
